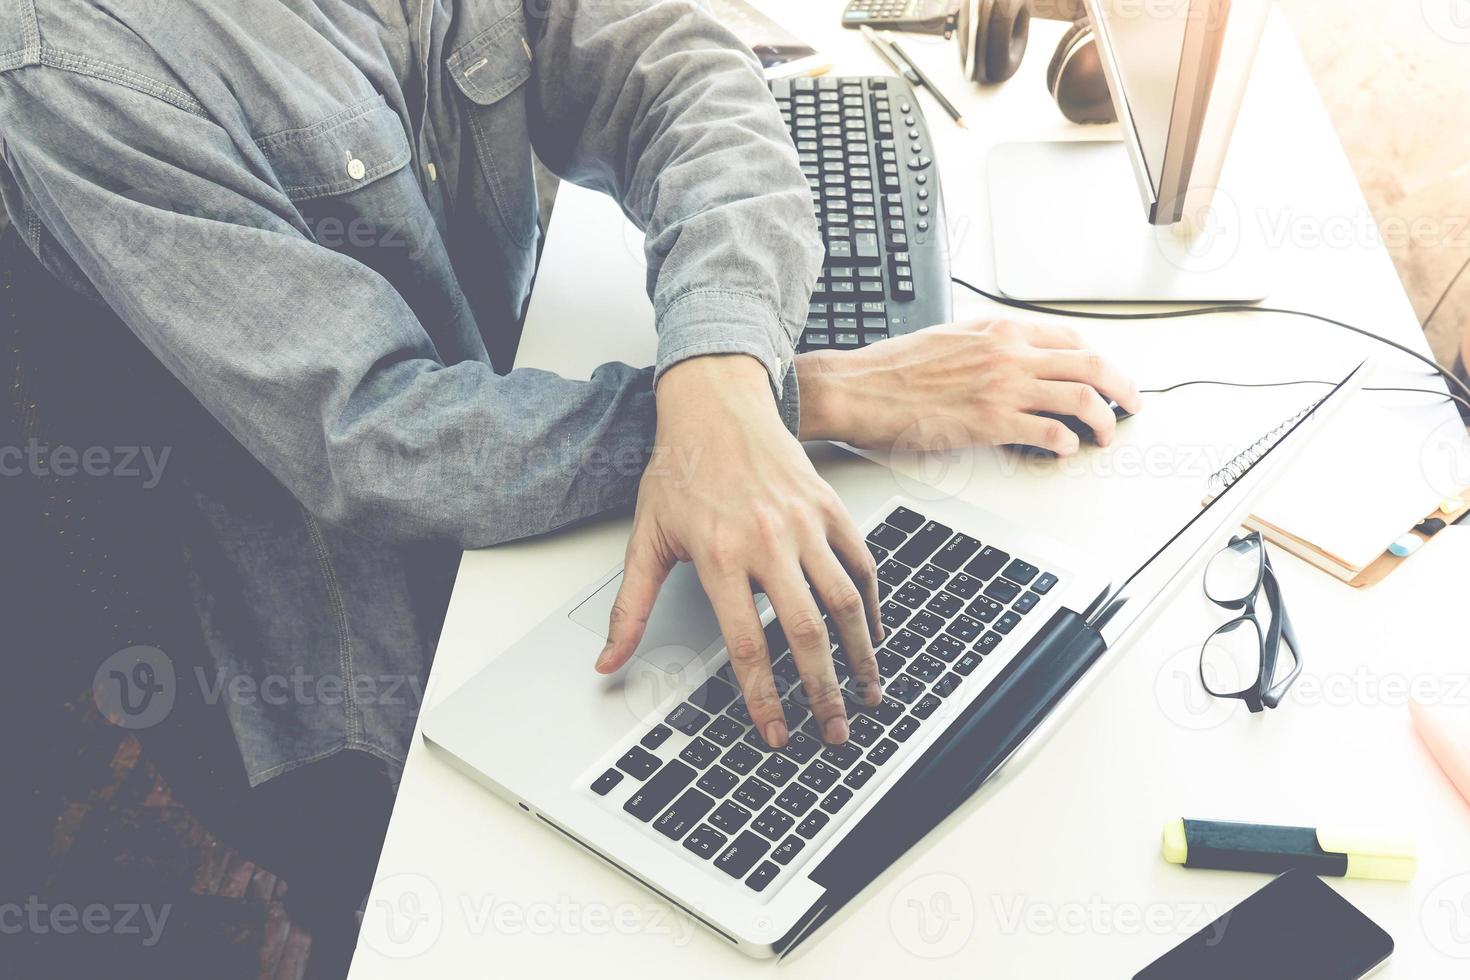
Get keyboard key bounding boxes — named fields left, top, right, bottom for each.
left=654, top=787, right=716, bottom=840
left=752, top=805, right=796, bottom=840
left=746, top=860, right=781, bottom=892
left=591, top=768, right=623, bottom=796
left=893, top=521, right=954, bottom=568
left=886, top=674, right=924, bottom=705
left=640, top=725, right=672, bottom=750
left=887, top=628, right=924, bottom=657
left=710, top=800, right=752, bottom=833
left=984, top=579, right=1022, bottom=603
left=799, top=759, right=842, bottom=792
left=894, top=581, right=931, bottom=609
left=715, top=831, right=771, bottom=879
left=689, top=674, right=738, bottom=713
left=773, top=835, right=806, bottom=865
left=616, top=745, right=662, bottom=780
left=703, top=715, right=745, bottom=746
left=757, top=754, right=798, bottom=786
left=975, top=631, right=1003, bottom=655
left=911, top=563, right=949, bottom=591
left=890, top=716, right=920, bottom=742
left=1014, top=590, right=1041, bottom=614
left=1033, top=572, right=1060, bottom=594
left=966, top=597, right=1002, bottom=622
left=906, top=610, right=945, bottom=637
left=845, top=762, right=877, bottom=789
left=908, top=653, right=946, bottom=683
left=680, top=737, right=722, bottom=769
left=933, top=533, right=981, bottom=571
left=867, top=738, right=899, bottom=766
left=933, top=673, right=963, bottom=697
left=821, top=785, right=854, bottom=813
left=912, top=694, right=943, bottom=719
left=781, top=731, right=821, bottom=764
left=623, top=760, right=696, bottom=821
left=697, top=765, right=740, bottom=798
left=876, top=649, right=907, bottom=677
left=946, top=614, right=983, bottom=643
left=884, top=506, right=925, bottom=532
left=878, top=559, right=910, bottom=586
left=775, top=783, right=819, bottom=816
left=955, top=651, right=982, bottom=675
left=867, top=541, right=889, bottom=563
left=945, top=573, right=983, bottom=599
left=721, top=742, right=762, bottom=775
left=995, top=611, right=1022, bottom=634
left=797, top=811, right=830, bottom=838
left=683, top=824, right=728, bottom=859
left=666, top=702, right=710, bottom=735
left=925, top=590, right=963, bottom=618
left=849, top=715, right=883, bottom=747
left=866, top=523, right=906, bottom=551
left=820, top=741, right=863, bottom=769
left=1002, top=559, right=1040, bottom=584
left=927, top=634, right=965, bottom=662
left=735, top=776, right=776, bottom=810
left=965, top=546, right=1010, bottom=580
left=880, top=601, right=911, bottom=631
left=725, top=696, right=753, bottom=726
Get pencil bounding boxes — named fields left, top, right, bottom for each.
left=887, top=36, right=968, bottom=129
left=858, top=25, right=920, bottom=87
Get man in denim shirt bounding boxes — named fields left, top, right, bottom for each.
left=0, top=1, right=1137, bottom=789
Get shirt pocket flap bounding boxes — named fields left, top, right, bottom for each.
left=446, top=11, right=533, bottom=106
left=256, top=97, right=412, bottom=202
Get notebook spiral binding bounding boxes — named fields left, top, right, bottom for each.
left=1207, top=401, right=1319, bottom=496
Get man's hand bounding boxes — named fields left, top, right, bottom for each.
left=595, top=355, right=884, bottom=747
left=797, top=319, right=1142, bottom=454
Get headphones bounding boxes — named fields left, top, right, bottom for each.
left=950, top=0, right=1116, bottom=124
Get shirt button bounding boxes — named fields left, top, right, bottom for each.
left=346, top=157, right=366, bottom=180
left=426, top=162, right=438, bottom=182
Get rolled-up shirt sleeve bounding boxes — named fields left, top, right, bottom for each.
left=524, top=0, right=823, bottom=433
left=0, top=70, right=658, bottom=548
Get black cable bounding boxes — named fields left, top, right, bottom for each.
left=951, top=275, right=1470, bottom=407
left=1423, top=252, right=1470, bottom=328
left=1137, top=376, right=1470, bottom=416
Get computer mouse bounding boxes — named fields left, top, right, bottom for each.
left=1011, top=400, right=1132, bottom=456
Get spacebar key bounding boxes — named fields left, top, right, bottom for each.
left=623, top=760, right=696, bottom=822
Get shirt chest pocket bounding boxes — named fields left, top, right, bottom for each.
left=446, top=8, right=538, bottom=248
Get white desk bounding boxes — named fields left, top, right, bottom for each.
left=350, top=5, right=1470, bottom=976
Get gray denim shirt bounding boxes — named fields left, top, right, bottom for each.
left=0, top=0, right=821, bottom=784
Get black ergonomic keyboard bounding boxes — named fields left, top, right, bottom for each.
left=589, top=504, right=1060, bottom=895
left=768, top=75, right=953, bottom=353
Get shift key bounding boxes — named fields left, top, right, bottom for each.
left=624, top=760, right=696, bottom=822
left=715, top=831, right=772, bottom=879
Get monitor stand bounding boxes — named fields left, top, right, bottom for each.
left=987, top=141, right=1270, bottom=303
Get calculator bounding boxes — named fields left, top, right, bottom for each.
left=840, top=0, right=959, bottom=36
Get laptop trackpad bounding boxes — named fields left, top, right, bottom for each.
left=568, top=562, right=725, bottom=674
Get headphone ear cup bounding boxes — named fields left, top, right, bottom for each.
left=960, top=0, right=1030, bottom=84
left=1046, top=19, right=1117, bottom=124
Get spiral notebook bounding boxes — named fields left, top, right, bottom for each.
left=1205, top=390, right=1470, bottom=586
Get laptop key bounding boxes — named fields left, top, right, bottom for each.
left=886, top=675, right=923, bottom=705
left=752, top=805, right=796, bottom=840
left=735, top=776, right=776, bottom=810
left=995, top=611, right=1022, bottom=634
left=654, top=788, right=716, bottom=840
left=746, top=860, right=782, bottom=892
left=725, top=696, right=753, bottom=726
left=955, top=651, right=982, bottom=675
left=933, top=673, right=963, bottom=698
left=716, top=831, right=771, bottom=879
left=890, top=716, right=920, bottom=742
left=623, top=760, right=697, bottom=821
left=966, top=597, right=1002, bottom=622
left=866, top=523, right=906, bottom=551
left=912, top=694, right=943, bottom=720
left=925, top=591, right=962, bottom=618
left=844, top=762, right=877, bottom=789
left=680, top=737, right=722, bottom=769
left=820, top=742, right=862, bottom=769
left=906, top=610, right=945, bottom=637
left=640, top=725, right=672, bottom=750
left=757, top=754, right=798, bottom=786
left=975, top=631, right=1003, bottom=655
left=965, top=546, right=1010, bottom=580
left=798, top=760, right=842, bottom=792
left=927, top=635, right=965, bottom=662
left=775, top=784, right=819, bottom=817
left=689, top=674, right=738, bottom=713
left=780, top=731, right=821, bottom=764
left=848, top=715, right=883, bottom=747
left=894, top=581, right=931, bottom=609
left=893, top=521, right=954, bottom=568
left=696, top=765, right=740, bottom=798
left=884, top=506, right=925, bottom=532
left=796, top=811, right=830, bottom=838
left=880, top=601, right=911, bottom=631
left=945, top=572, right=983, bottom=599
left=984, top=578, right=1022, bottom=604
left=772, top=835, right=806, bottom=865
left=910, top=563, right=949, bottom=592
left=1002, top=558, right=1039, bottom=585
left=886, top=628, right=924, bottom=657
left=934, top=533, right=982, bottom=571
left=908, top=653, right=946, bottom=682
left=616, top=745, right=662, bottom=781
left=684, top=824, right=728, bottom=860
left=821, top=785, right=854, bottom=813
left=703, top=715, right=744, bottom=747
left=721, top=742, right=761, bottom=775
left=591, top=768, right=623, bottom=796
left=877, top=559, right=910, bottom=586
left=1033, top=572, right=1059, bottom=594
left=867, top=738, right=899, bottom=766
left=876, top=649, right=906, bottom=677
left=666, top=702, right=710, bottom=735
left=946, top=615, right=982, bottom=643
left=710, top=800, right=752, bottom=833
left=1014, top=591, right=1041, bottom=614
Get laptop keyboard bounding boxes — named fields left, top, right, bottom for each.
left=588, top=505, right=1060, bottom=895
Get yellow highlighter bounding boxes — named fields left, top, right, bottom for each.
left=1162, top=818, right=1416, bottom=881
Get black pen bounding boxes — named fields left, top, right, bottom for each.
left=888, top=36, right=968, bottom=129
left=859, top=26, right=968, bottom=129
left=858, top=25, right=920, bottom=86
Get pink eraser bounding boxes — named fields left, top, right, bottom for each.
left=1411, top=700, right=1470, bottom=811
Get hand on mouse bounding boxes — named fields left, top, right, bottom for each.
left=796, top=318, right=1142, bottom=456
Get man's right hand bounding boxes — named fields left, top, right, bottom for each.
left=594, top=354, right=884, bottom=748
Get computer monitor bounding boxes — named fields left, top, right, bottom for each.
left=987, top=0, right=1272, bottom=301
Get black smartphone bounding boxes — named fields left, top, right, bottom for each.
left=1135, top=870, right=1394, bottom=980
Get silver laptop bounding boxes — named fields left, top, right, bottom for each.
left=423, top=361, right=1368, bottom=957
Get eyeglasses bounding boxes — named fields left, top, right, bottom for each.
left=1199, top=532, right=1302, bottom=713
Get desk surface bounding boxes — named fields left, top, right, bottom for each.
left=350, top=5, right=1470, bottom=976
